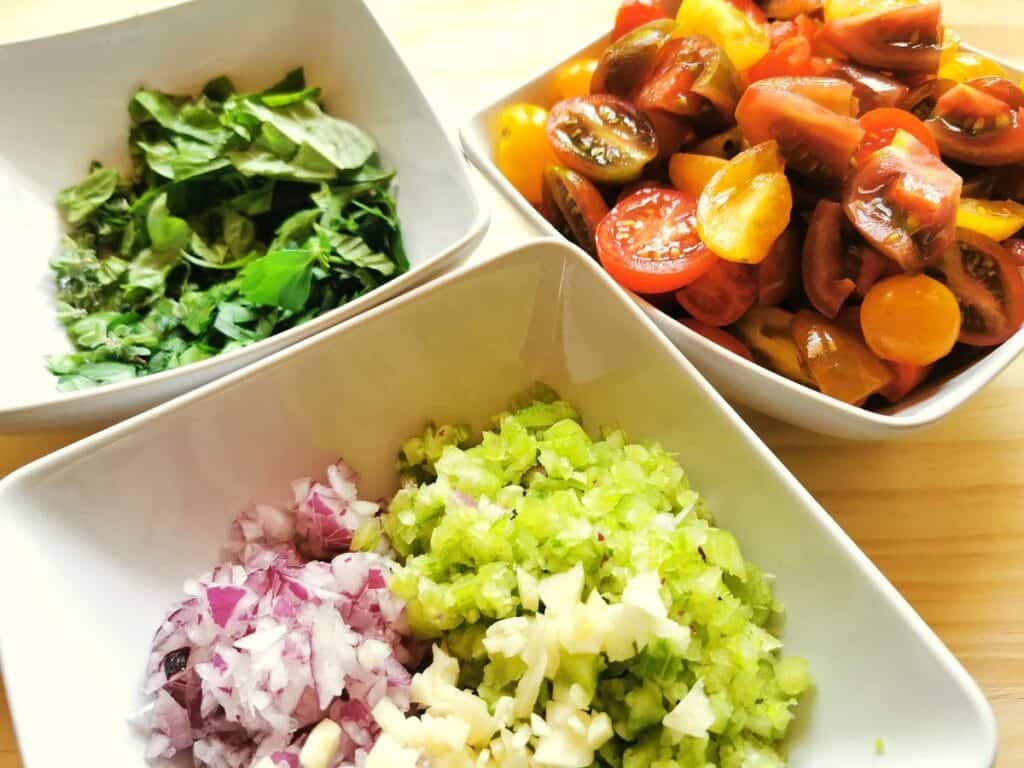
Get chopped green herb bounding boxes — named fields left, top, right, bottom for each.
left=51, top=68, right=406, bottom=390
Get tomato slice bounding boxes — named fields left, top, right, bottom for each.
left=541, top=165, right=611, bottom=257
left=761, top=0, right=824, bottom=19
left=792, top=309, right=894, bottom=403
left=824, top=61, right=909, bottom=115
left=818, top=2, right=942, bottom=74
left=758, top=228, right=802, bottom=305
left=678, top=317, right=755, bottom=360
left=728, top=0, right=768, bottom=26
left=747, top=36, right=816, bottom=83
left=636, top=35, right=742, bottom=118
left=926, top=82, right=1024, bottom=166
left=937, top=229, right=1024, bottom=346
left=546, top=95, right=659, bottom=184
left=803, top=200, right=856, bottom=317
left=669, top=152, right=729, bottom=197
left=879, top=362, right=932, bottom=402
left=613, top=0, right=669, bottom=41
left=855, top=107, right=939, bottom=166
left=956, top=198, right=1024, bottom=242
left=596, top=188, right=718, bottom=293
left=732, top=305, right=816, bottom=385
left=844, top=129, right=962, bottom=271
left=735, top=77, right=865, bottom=181
left=593, top=19, right=677, bottom=99
left=616, top=178, right=670, bottom=203
left=675, top=258, right=758, bottom=325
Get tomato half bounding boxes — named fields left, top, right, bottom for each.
left=878, top=362, right=932, bottom=402
left=546, top=95, right=659, bottom=184
left=936, top=229, right=1024, bottom=346
left=593, top=19, right=677, bottom=99
left=637, top=35, right=742, bottom=118
left=736, top=77, right=865, bottom=181
left=555, top=58, right=599, bottom=101
left=792, top=309, right=894, bottom=403
left=541, top=165, right=610, bottom=256
left=818, top=2, right=942, bottom=74
left=844, top=129, right=962, bottom=271
left=747, top=36, right=816, bottom=83
left=732, top=306, right=816, bottom=385
left=762, top=0, right=824, bottom=20
left=926, top=82, right=1024, bottom=166
left=675, top=0, right=771, bottom=72
left=824, top=61, right=909, bottom=115
left=669, top=152, right=729, bottom=196
left=613, top=0, right=669, bottom=41
left=728, top=0, right=768, bottom=26
left=860, top=273, right=962, bottom=365
left=675, top=258, right=758, bottom=325
left=855, top=107, right=940, bottom=166
left=803, top=200, right=856, bottom=317
left=596, top=188, right=718, bottom=293
left=956, top=198, right=1024, bottom=242
left=678, top=317, right=755, bottom=360
left=758, top=228, right=803, bottom=305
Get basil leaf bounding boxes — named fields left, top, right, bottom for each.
left=239, top=249, right=315, bottom=312
left=57, top=167, right=120, bottom=224
left=146, top=193, right=191, bottom=252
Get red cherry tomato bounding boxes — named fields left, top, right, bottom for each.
left=855, top=107, right=940, bottom=166
left=596, top=188, right=718, bottom=294
left=612, top=0, right=668, bottom=41
left=879, top=362, right=932, bottom=403
left=675, top=258, right=758, bottom=326
left=747, top=36, right=815, bottom=83
left=678, top=317, right=755, bottom=361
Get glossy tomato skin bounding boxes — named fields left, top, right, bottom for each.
left=732, top=305, right=816, bottom=385
left=803, top=199, right=856, bottom=318
left=613, top=0, right=669, bottom=41
left=542, top=165, right=611, bottom=257
left=818, top=2, right=942, bottom=75
left=902, top=77, right=956, bottom=121
left=546, top=95, right=659, bottom=184
left=496, top=104, right=558, bottom=205
left=761, top=0, right=824, bottom=19
left=747, top=36, right=815, bottom=83
left=855, top=107, right=940, bottom=166
left=844, top=129, right=962, bottom=272
left=878, top=361, right=932, bottom=403
left=678, top=317, right=755, bottom=360
left=597, top=188, right=718, bottom=294
left=637, top=35, right=742, bottom=119
left=736, top=77, right=865, bottom=181
left=823, top=61, right=910, bottom=115
left=593, top=19, right=677, bottom=99
left=555, top=58, right=599, bottom=100
left=938, top=229, right=1024, bottom=345
left=758, top=228, right=803, bottom=305
left=675, top=258, right=758, bottom=326
left=926, top=82, right=1024, bottom=166
left=1005, top=237, right=1024, bottom=267
left=860, top=274, right=962, bottom=365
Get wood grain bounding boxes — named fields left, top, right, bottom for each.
left=1, top=0, right=1022, bottom=765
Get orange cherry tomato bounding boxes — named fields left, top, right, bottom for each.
left=678, top=317, right=755, bottom=360
left=879, top=361, right=932, bottom=403
left=792, top=309, right=894, bottom=403
left=555, top=58, right=599, bottom=100
left=860, top=274, right=962, bottom=365
left=496, top=104, right=557, bottom=205
left=612, top=0, right=668, bottom=41
left=855, top=107, right=940, bottom=166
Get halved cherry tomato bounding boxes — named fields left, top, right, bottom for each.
left=823, top=0, right=922, bottom=20
left=747, top=36, right=816, bottom=83
left=901, top=77, right=956, bottom=121
left=878, top=361, right=932, bottom=402
left=860, top=274, right=962, bottom=364
left=697, top=141, right=793, bottom=264
left=496, top=104, right=558, bottom=205
left=844, top=129, right=962, bottom=271
left=926, top=81, right=1024, bottom=166
left=541, top=165, right=610, bottom=256
left=555, top=58, right=600, bottom=100
left=675, top=258, right=758, bottom=325
left=693, top=125, right=746, bottom=158
left=728, top=0, right=768, bottom=26
left=803, top=200, right=856, bottom=317
left=593, top=19, right=677, bottom=98
left=937, top=229, right=1024, bottom=346
left=956, top=198, right=1024, bottom=242
left=546, top=95, right=658, bottom=184
left=596, top=188, right=718, bottom=293
left=855, top=107, right=940, bottom=166
left=736, top=77, right=865, bottom=181
left=824, top=61, right=909, bottom=115
left=818, top=2, right=942, bottom=74
left=637, top=35, right=742, bottom=118
left=938, top=49, right=1007, bottom=84
left=613, top=0, right=669, bottom=41
left=678, top=317, right=755, bottom=360
left=758, top=228, right=802, bottom=305
left=669, top=152, right=728, bottom=196
left=675, top=0, right=771, bottom=71
left=617, top=179, right=670, bottom=203
left=762, top=0, right=824, bottom=19
left=792, top=309, right=894, bottom=403
left=647, top=109, right=695, bottom=161
left=767, top=13, right=819, bottom=45
left=732, top=306, right=816, bottom=384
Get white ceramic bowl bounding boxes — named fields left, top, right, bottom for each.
left=0, top=239, right=996, bottom=766
left=0, top=0, right=487, bottom=433
left=460, top=34, right=1024, bottom=440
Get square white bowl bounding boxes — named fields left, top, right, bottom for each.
left=0, top=239, right=996, bottom=767
left=460, top=33, right=1024, bottom=440
left=0, top=0, right=488, bottom=433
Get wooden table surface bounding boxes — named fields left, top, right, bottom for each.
left=1, top=1, right=1022, bottom=765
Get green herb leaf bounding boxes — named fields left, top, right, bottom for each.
left=228, top=146, right=337, bottom=181
left=57, top=167, right=120, bottom=224
left=146, top=193, right=191, bottom=252
left=239, top=249, right=315, bottom=312
left=132, top=90, right=228, bottom=146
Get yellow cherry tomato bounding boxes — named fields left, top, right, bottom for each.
left=669, top=153, right=728, bottom=197
left=824, top=0, right=922, bottom=20
left=496, top=104, right=558, bottom=206
left=792, top=310, right=894, bottom=404
left=938, top=49, right=1006, bottom=83
left=732, top=306, right=816, bottom=386
left=697, top=141, right=792, bottom=264
left=956, top=198, right=1024, bottom=242
left=554, top=58, right=599, bottom=100
left=675, top=0, right=770, bottom=71
left=861, top=274, right=962, bottom=365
